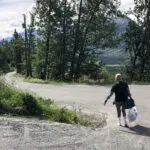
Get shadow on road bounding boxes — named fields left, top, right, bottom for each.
left=121, top=125, right=150, bottom=137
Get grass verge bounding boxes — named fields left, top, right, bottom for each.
left=24, top=77, right=75, bottom=85
left=24, top=75, right=114, bottom=85
left=0, top=79, right=91, bottom=126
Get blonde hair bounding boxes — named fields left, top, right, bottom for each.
left=115, top=73, right=121, bottom=81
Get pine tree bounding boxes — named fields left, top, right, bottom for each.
left=0, top=40, right=11, bottom=73
left=10, top=30, right=24, bottom=74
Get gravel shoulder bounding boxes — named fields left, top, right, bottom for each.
left=1, top=72, right=150, bottom=150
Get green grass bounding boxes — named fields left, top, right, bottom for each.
left=24, top=77, right=67, bottom=85
left=0, top=80, right=91, bottom=126
left=14, top=72, right=113, bottom=85
left=25, top=75, right=114, bottom=85
left=17, top=71, right=115, bottom=85
left=78, top=76, right=113, bottom=85
left=24, top=76, right=77, bottom=85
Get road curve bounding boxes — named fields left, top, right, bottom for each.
left=1, top=72, right=150, bottom=150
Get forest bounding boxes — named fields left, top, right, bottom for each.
left=0, top=0, right=150, bottom=82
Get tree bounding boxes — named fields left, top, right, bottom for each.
left=0, top=40, right=11, bottom=73
left=22, top=14, right=29, bottom=76
left=124, top=20, right=143, bottom=80
left=35, top=0, right=76, bottom=80
left=70, top=0, right=83, bottom=79
left=33, top=0, right=119, bottom=80
left=27, top=13, right=36, bottom=77
left=125, top=0, right=150, bottom=81
left=75, top=0, right=119, bottom=79
left=53, top=0, right=76, bottom=80
left=10, top=30, right=24, bottom=74
left=35, top=0, right=56, bottom=80
left=22, top=13, right=36, bottom=77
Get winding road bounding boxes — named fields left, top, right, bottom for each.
left=1, top=72, right=150, bottom=150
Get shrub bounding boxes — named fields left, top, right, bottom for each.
left=22, top=94, right=43, bottom=115
left=78, top=75, right=90, bottom=83
left=100, top=66, right=113, bottom=83
left=58, top=108, right=78, bottom=124
left=0, top=79, right=91, bottom=126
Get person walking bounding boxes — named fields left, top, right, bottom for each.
left=104, top=73, right=132, bottom=127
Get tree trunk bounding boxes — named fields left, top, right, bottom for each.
left=43, top=1, right=51, bottom=80
left=23, top=14, right=29, bottom=76
left=75, top=14, right=94, bottom=79
left=43, top=32, right=50, bottom=80
left=70, top=0, right=83, bottom=79
left=75, top=1, right=101, bottom=79
left=28, top=32, right=33, bottom=77
left=27, top=14, right=35, bottom=77
left=61, top=0, right=67, bottom=80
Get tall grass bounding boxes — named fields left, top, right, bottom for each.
left=0, top=80, right=90, bottom=126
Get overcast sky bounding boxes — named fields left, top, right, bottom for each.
left=0, top=0, right=134, bottom=40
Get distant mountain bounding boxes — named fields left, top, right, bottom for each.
left=115, top=16, right=130, bottom=34
left=100, top=16, right=130, bottom=65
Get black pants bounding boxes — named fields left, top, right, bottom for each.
left=116, top=102, right=126, bottom=118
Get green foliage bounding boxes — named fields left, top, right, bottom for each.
left=78, top=65, right=114, bottom=85
left=79, top=75, right=91, bottom=83
left=100, top=66, right=111, bottom=80
left=10, top=30, right=24, bottom=74
left=0, top=80, right=42, bottom=115
left=0, top=80, right=90, bottom=126
left=0, top=41, right=11, bottom=73
left=25, top=77, right=50, bottom=84
left=58, top=108, right=78, bottom=123
left=1, top=0, right=120, bottom=83
left=124, top=0, right=150, bottom=81
left=22, top=94, right=43, bottom=115
left=33, top=0, right=119, bottom=80
left=24, top=76, right=76, bottom=85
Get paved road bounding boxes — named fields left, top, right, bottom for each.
left=1, top=72, right=150, bottom=150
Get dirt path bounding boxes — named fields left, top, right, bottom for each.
left=1, top=72, right=150, bottom=150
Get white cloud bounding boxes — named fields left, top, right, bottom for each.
left=0, top=0, right=34, bottom=39
left=0, top=0, right=135, bottom=40
left=120, top=0, right=135, bottom=12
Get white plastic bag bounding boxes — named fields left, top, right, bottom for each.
left=127, top=106, right=138, bottom=122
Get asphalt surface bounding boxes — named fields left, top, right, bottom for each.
left=1, top=72, right=150, bottom=150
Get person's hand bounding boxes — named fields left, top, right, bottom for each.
left=113, top=101, right=116, bottom=105
left=104, top=100, right=107, bottom=106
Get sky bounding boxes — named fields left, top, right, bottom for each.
left=0, top=0, right=134, bottom=40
